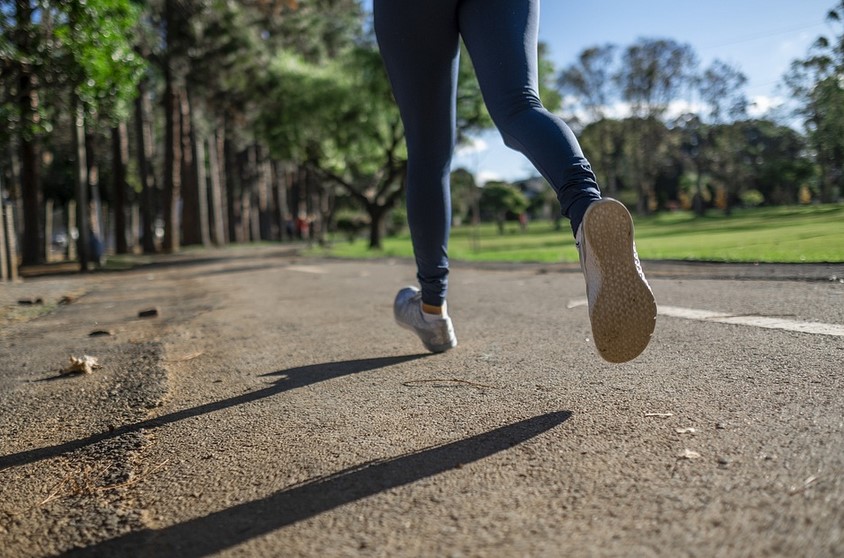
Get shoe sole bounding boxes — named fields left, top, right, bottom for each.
left=395, top=318, right=456, bottom=353
left=583, top=199, right=657, bottom=363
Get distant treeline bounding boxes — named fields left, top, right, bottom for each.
left=1, top=0, right=842, bottom=273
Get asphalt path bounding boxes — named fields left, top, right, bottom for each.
left=1, top=246, right=842, bottom=557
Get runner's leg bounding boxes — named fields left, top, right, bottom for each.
left=458, top=0, right=601, bottom=234
left=374, top=1, right=460, bottom=307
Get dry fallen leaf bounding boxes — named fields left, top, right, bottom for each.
left=679, top=449, right=702, bottom=460
left=789, top=475, right=819, bottom=495
left=60, top=355, right=102, bottom=375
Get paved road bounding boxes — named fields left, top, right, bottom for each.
left=1, top=247, right=842, bottom=557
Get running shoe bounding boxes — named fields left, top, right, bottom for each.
left=394, top=286, right=457, bottom=353
left=576, top=198, right=657, bottom=363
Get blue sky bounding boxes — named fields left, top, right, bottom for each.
left=361, top=0, right=837, bottom=182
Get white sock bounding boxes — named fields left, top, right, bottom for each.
left=422, top=302, right=448, bottom=322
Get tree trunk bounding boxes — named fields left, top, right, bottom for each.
left=224, top=117, right=241, bottom=243
left=16, top=0, right=41, bottom=266
left=2, top=203, right=20, bottom=280
left=18, top=112, right=40, bottom=260
left=292, top=166, right=307, bottom=239
left=1, top=198, right=8, bottom=280
left=72, top=102, right=90, bottom=271
left=241, top=191, right=253, bottom=242
left=207, top=131, right=226, bottom=245
left=162, top=64, right=182, bottom=253
left=44, top=198, right=53, bottom=262
left=243, top=144, right=259, bottom=241
left=67, top=201, right=77, bottom=261
left=317, top=182, right=334, bottom=245
left=256, top=147, right=272, bottom=241
left=130, top=203, right=140, bottom=251
left=101, top=203, right=111, bottom=255
left=135, top=80, right=157, bottom=254
left=112, top=122, right=129, bottom=254
left=194, top=126, right=211, bottom=246
left=367, top=204, right=386, bottom=249
left=180, top=89, right=201, bottom=246
left=85, top=131, right=103, bottom=247
left=304, top=165, right=320, bottom=243
left=19, top=135, right=41, bottom=266
left=273, top=161, right=291, bottom=241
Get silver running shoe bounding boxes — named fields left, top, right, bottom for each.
left=394, top=286, right=457, bottom=353
left=576, top=198, right=657, bottom=363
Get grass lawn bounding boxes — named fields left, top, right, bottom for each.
left=309, top=204, right=844, bottom=264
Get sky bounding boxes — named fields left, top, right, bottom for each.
left=360, top=0, right=838, bottom=183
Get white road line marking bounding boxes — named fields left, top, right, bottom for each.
left=566, top=299, right=844, bottom=337
left=659, top=305, right=844, bottom=337
left=287, top=265, right=327, bottom=274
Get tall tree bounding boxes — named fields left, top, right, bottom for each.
left=698, top=60, right=748, bottom=124
left=2, top=0, right=45, bottom=265
left=478, top=181, right=529, bottom=235
left=161, top=0, right=188, bottom=252
left=558, top=44, right=620, bottom=194
left=784, top=1, right=844, bottom=202
left=558, top=44, right=618, bottom=123
left=134, top=77, right=158, bottom=253
left=259, top=47, right=407, bottom=249
left=172, top=0, right=362, bottom=246
left=111, top=121, right=130, bottom=253
left=259, top=34, right=562, bottom=249
left=577, top=117, right=629, bottom=199
left=449, top=168, right=477, bottom=226
left=680, top=60, right=748, bottom=214
left=58, top=0, right=145, bottom=267
left=1, top=0, right=143, bottom=267
left=616, top=38, right=697, bottom=213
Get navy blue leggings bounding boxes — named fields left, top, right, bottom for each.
left=375, top=0, right=601, bottom=306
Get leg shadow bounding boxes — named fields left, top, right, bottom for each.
left=67, top=411, right=572, bottom=557
left=1, top=355, right=428, bottom=471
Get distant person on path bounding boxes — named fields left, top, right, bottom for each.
left=375, top=0, right=657, bottom=363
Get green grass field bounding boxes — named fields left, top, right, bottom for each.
left=310, top=204, right=844, bottom=264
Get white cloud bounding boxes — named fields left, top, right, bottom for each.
left=564, top=99, right=705, bottom=123
left=476, top=170, right=503, bottom=185
left=455, top=137, right=489, bottom=157
left=665, top=99, right=707, bottom=119
left=748, top=95, right=785, bottom=117
left=602, top=101, right=633, bottom=120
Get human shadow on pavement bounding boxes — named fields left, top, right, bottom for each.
left=66, top=410, right=572, bottom=558
left=0, top=355, right=427, bottom=471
